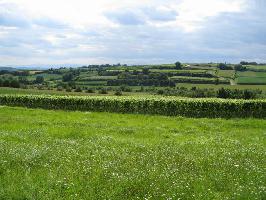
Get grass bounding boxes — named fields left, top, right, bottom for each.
left=149, top=69, right=208, bottom=73
left=171, top=76, right=219, bottom=81
left=175, top=83, right=266, bottom=91
left=217, top=70, right=235, bottom=79
left=0, top=106, right=265, bottom=199
left=0, top=87, right=151, bottom=97
left=246, top=65, right=266, bottom=71
left=236, top=71, right=266, bottom=85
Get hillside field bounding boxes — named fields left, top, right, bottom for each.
left=0, top=106, right=265, bottom=199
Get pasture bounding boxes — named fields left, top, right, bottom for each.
left=0, top=106, right=265, bottom=199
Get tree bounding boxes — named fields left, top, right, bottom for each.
left=240, top=61, right=257, bottom=65
left=62, top=73, right=73, bottom=82
left=18, top=76, right=28, bottom=84
left=10, top=79, right=20, bottom=88
left=142, top=68, right=149, bottom=75
left=217, top=63, right=233, bottom=70
left=35, top=76, right=44, bottom=84
left=217, top=88, right=230, bottom=99
left=175, top=62, right=182, bottom=69
left=3, top=79, right=10, bottom=87
left=234, top=64, right=246, bottom=71
left=240, top=61, right=249, bottom=65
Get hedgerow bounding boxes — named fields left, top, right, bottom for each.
left=0, top=94, right=265, bottom=118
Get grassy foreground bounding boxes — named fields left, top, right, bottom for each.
left=0, top=106, right=265, bottom=199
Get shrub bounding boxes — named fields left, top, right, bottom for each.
left=114, top=90, right=123, bottom=96
left=86, top=88, right=95, bottom=93
left=98, top=88, right=108, bottom=94
left=0, top=95, right=265, bottom=118
left=74, top=87, right=82, bottom=92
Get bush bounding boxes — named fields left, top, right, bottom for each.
left=157, top=90, right=164, bottom=95
left=57, top=86, right=63, bottom=91
left=98, top=88, right=108, bottom=94
left=86, top=88, right=95, bottom=93
left=0, top=95, right=265, bottom=118
left=217, top=63, right=233, bottom=70
left=217, top=88, right=260, bottom=99
left=114, top=90, right=123, bottom=96
left=234, top=64, right=246, bottom=71
left=74, top=87, right=82, bottom=92
left=175, top=62, right=182, bottom=69
left=35, top=76, right=44, bottom=84
left=65, top=87, right=72, bottom=92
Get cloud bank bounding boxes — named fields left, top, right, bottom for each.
left=0, top=0, right=265, bottom=66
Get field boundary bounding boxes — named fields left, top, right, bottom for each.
left=0, top=94, right=265, bottom=118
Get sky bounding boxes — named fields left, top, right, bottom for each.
left=0, top=0, right=265, bottom=66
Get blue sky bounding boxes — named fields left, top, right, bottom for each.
left=0, top=0, right=265, bottom=66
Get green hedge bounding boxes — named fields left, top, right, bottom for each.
left=0, top=94, right=265, bottom=118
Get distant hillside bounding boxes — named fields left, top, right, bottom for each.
left=0, top=66, right=17, bottom=71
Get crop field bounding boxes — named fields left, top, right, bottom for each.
left=237, top=77, right=266, bottom=85
left=170, top=76, right=230, bottom=84
left=246, top=65, right=266, bottom=71
left=0, top=106, right=265, bottom=199
left=175, top=83, right=266, bottom=91
left=236, top=71, right=266, bottom=85
left=217, top=70, right=235, bottom=79
left=78, top=76, right=117, bottom=81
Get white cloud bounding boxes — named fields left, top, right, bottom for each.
left=0, top=0, right=265, bottom=65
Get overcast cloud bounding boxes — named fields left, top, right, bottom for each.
left=0, top=0, right=265, bottom=66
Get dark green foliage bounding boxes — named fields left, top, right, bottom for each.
left=157, top=89, right=164, bottom=95
left=240, top=61, right=258, bottom=65
left=0, top=78, right=20, bottom=88
left=114, top=90, right=123, bottom=96
left=57, top=86, right=63, bottom=91
left=62, top=73, right=73, bottom=82
left=120, top=85, right=132, bottom=92
left=217, top=88, right=260, bottom=99
left=171, top=77, right=230, bottom=85
left=86, top=88, right=95, bottom=93
left=142, top=68, right=149, bottom=75
left=175, top=62, right=182, bottom=69
left=74, top=87, right=82, bottom=92
left=217, top=63, right=233, bottom=70
left=108, top=79, right=175, bottom=87
left=98, top=88, right=108, bottom=94
left=10, top=79, right=20, bottom=88
left=0, top=95, right=265, bottom=118
left=35, top=76, right=44, bottom=84
left=234, top=64, right=246, bottom=71
left=65, top=87, right=72, bottom=92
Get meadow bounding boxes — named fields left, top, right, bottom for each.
left=236, top=71, right=266, bottom=85
left=0, top=62, right=266, bottom=199
left=0, top=106, right=265, bottom=199
left=1, top=63, right=266, bottom=98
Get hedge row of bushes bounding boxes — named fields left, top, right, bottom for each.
left=0, top=95, right=265, bottom=118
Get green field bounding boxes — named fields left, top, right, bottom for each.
left=246, top=65, right=266, bottom=71
left=0, top=106, right=265, bottom=199
left=0, top=87, right=151, bottom=97
left=175, top=83, right=266, bottom=91
left=237, top=71, right=266, bottom=85
left=217, top=70, right=235, bottom=79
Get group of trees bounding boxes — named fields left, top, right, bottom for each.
left=240, top=61, right=258, bottom=65
left=218, top=63, right=247, bottom=71
left=217, top=88, right=261, bottom=99
left=0, top=78, right=20, bottom=88
left=157, top=87, right=262, bottom=99
left=107, top=79, right=176, bottom=87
